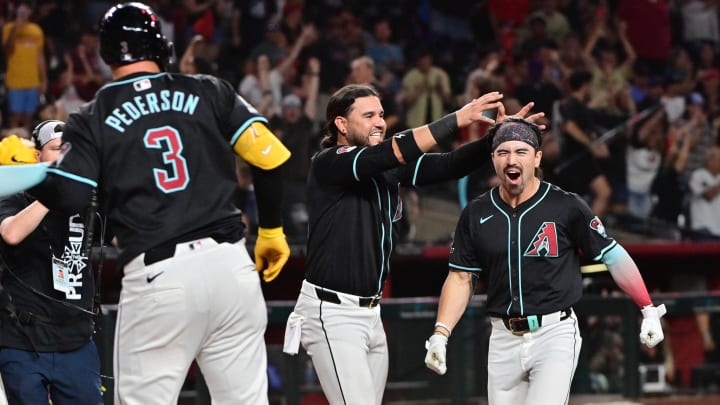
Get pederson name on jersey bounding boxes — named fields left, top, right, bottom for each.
left=104, top=90, right=199, bottom=133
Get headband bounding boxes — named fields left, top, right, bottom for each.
left=491, top=122, right=540, bottom=151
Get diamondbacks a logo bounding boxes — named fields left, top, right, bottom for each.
left=525, top=222, right=558, bottom=257
left=589, top=216, right=607, bottom=237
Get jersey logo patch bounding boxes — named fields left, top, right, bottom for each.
left=133, top=78, right=152, bottom=92
left=336, top=146, right=357, bottom=154
left=589, top=216, right=607, bottom=237
left=525, top=222, right=559, bottom=257
left=480, top=215, right=493, bottom=224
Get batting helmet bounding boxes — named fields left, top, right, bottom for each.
left=99, top=2, right=172, bottom=70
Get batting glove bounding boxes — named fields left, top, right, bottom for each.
left=425, top=334, right=448, bottom=375
left=640, top=304, right=667, bottom=348
left=254, top=227, right=290, bottom=282
left=0, top=135, right=37, bottom=165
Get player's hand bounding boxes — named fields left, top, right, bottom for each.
left=640, top=304, right=667, bottom=348
left=496, top=101, right=546, bottom=130
left=456, top=91, right=504, bottom=127
left=0, top=135, right=37, bottom=165
left=254, top=227, right=290, bottom=282
left=424, top=334, right=448, bottom=375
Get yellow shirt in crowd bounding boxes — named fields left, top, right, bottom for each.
left=2, top=22, right=44, bottom=90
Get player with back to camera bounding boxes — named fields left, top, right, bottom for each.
left=424, top=117, right=666, bottom=405
left=284, top=83, right=546, bottom=405
left=27, top=2, right=292, bottom=404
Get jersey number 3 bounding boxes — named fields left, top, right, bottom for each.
left=143, top=126, right=190, bottom=193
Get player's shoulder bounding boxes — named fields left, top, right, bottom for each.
left=545, top=182, right=583, bottom=203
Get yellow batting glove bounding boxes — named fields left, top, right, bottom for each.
left=254, top=227, right=290, bottom=282
left=0, top=135, right=37, bottom=165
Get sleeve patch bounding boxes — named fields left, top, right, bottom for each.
left=589, top=216, right=608, bottom=238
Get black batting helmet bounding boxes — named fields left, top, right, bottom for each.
left=99, top=2, right=172, bottom=70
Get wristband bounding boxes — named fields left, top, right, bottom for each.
left=427, top=113, right=458, bottom=144
left=393, top=129, right=423, bottom=162
left=435, top=321, right=452, bottom=337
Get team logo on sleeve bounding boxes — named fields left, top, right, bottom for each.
left=524, top=222, right=558, bottom=257
left=589, top=216, right=607, bottom=237
left=336, top=146, right=357, bottom=154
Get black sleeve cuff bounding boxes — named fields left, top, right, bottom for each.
left=250, top=165, right=284, bottom=229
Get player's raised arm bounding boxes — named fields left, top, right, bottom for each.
left=392, top=91, right=503, bottom=164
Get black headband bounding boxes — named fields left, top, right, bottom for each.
left=491, top=122, right=540, bottom=151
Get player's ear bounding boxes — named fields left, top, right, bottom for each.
left=335, top=116, right=347, bottom=135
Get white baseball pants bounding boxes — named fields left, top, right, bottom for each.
left=114, top=238, right=268, bottom=405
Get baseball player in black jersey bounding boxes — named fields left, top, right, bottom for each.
left=424, top=118, right=666, bottom=405
left=26, top=3, right=292, bottom=404
left=283, top=84, right=547, bottom=404
left=0, top=120, right=102, bottom=404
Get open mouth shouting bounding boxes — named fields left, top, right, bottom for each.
left=505, top=166, right=522, bottom=184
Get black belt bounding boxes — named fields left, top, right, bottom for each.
left=143, top=243, right=177, bottom=266
left=314, top=288, right=381, bottom=308
left=501, top=308, right=572, bottom=335
left=142, top=237, right=235, bottom=266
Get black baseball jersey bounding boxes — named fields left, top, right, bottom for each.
left=49, top=72, right=264, bottom=264
left=0, top=194, right=95, bottom=352
left=305, top=138, right=489, bottom=297
left=449, top=182, right=616, bottom=317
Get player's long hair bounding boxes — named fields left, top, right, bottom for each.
left=321, top=84, right=380, bottom=149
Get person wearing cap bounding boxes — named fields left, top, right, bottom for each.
left=0, top=120, right=102, bottom=404
left=424, top=117, right=666, bottom=404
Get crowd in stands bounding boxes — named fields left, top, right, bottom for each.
left=1, top=0, right=720, bottom=244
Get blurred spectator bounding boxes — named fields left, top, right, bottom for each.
left=626, top=108, right=667, bottom=219
left=2, top=0, right=47, bottom=132
left=528, top=0, right=571, bottom=46
left=316, top=9, right=365, bottom=93
left=679, top=92, right=714, bottom=183
left=248, top=17, right=287, bottom=68
left=665, top=46, right=698, bottom=96
left=514, top=49, right=563, bottom=123
left=680, top=0, right=719, bottom=47
left=231, top=0, right=278, bottom=59
left=650, top=113, right=701, bottom=226
left=687, top=145, right=720, bottom=239
left=238, top=54, right=273, bottom=116
left=401, top=49, right=452, bottom=144
left=265, top=24, right=318, bottom=114
left=348, top=55, right=400, bottom=134
left=70, top=27, right=110, bottom=102
left=267, top=57, right=320, bottom=242
left=365, top=17, right=405, bottom=93
left=616, top=0, right=672, bottom=76
left=179, top=34, right=218, bottom=75
left=279, top=1, right=303, bottom=47
left=556, top=70, right=612, bottom=218
left=582, top=19, right=636, bottom=113
left=558, top=32, right=587, bottom=73
left=183, top=0, right=218, bottom=43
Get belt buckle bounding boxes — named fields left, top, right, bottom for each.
left=508, top=317, right=527, bottom=335
left=367, top=296, right=380, bottom=308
